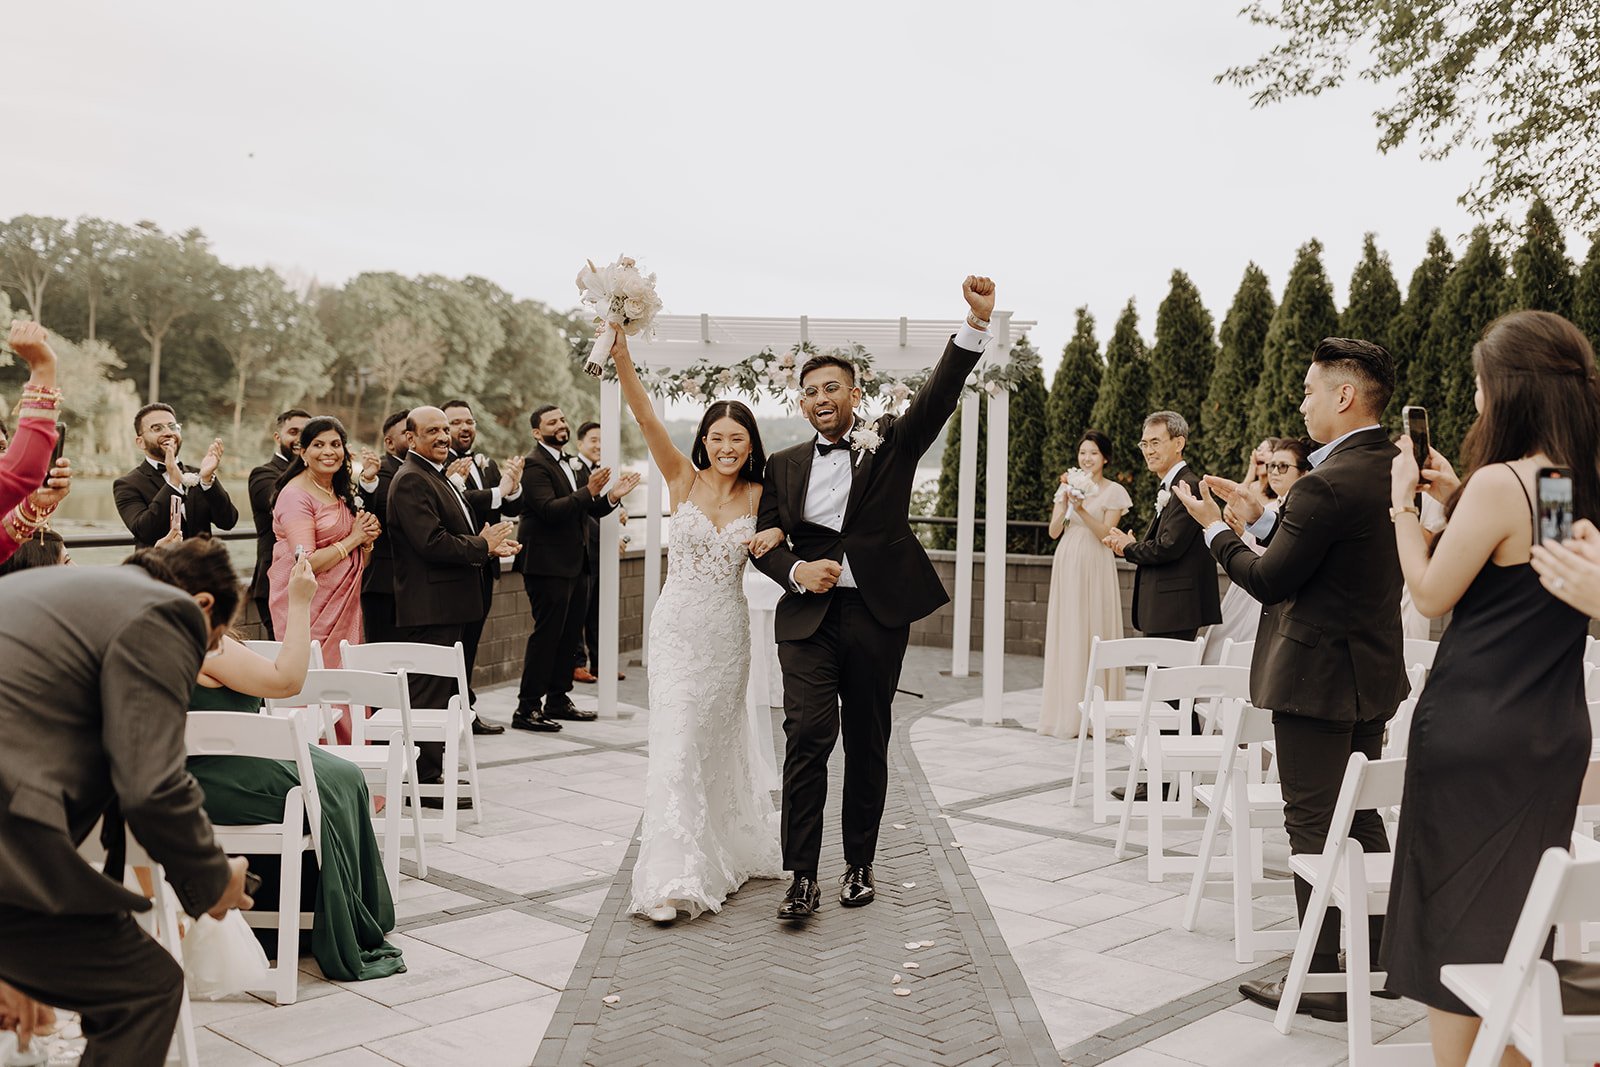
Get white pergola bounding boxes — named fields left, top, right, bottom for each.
left=592, top=311, right=1036, bottom=725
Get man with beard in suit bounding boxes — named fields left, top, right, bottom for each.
left=114, top=403, right=240, bottom=549
left=511, top=405, right=638, bottom=731
left=359, top=410, right=413, bottom=646
left=387, top=406, right=521, bottom=786
left=246, top=409, right=309, bottom=638
left=1173, top=338, right=1407, bottom=1023
left=441, top=398, right=525, bottom=735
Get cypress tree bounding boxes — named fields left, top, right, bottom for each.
left=933, top=393, right=986, bottom=550
left=1574, top=236, right=1600, bottom=358
left=1041, top=308, right=1102, bottom=502
left=1148, top=269, right=1217, bottom=472
left=1508, top=198, right=1575, bottom=317
left=1340, top=233, right=1403, bottom=425
left=1204, top=263, right=1275, bottom=478
left=1004, top=340, right=1050, bottom=550
left=1392, top=229, right=1455, bottom=408
left=1089, top=299, right=1153, bottom=532
left=1420, top=226, right=1506, bottom=458
left=1250, top=239, right=1339, bottom=446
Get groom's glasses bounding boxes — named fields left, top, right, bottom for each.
left=801, top=382, right=848, bottom=400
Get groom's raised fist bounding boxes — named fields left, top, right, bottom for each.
left=795, top=559, right=842, bottom=594
left=963, top=276, right=996, bottom=321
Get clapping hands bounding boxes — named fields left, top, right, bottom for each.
left=1171, top=480, right=1224, bottom=527
left=608, top=470, right=641, bottom=504
left=498, top=455, right=525, bottom=496
left=481, top=520, right=520, bottom=558
left=1102, top=528, right=1135, bottom=557
left=198, top=438, right=224, bottom=484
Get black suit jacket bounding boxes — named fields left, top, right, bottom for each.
left=752, top=336, right=982, bottom=642
left=1209, top=427, right=1407, bottom=722
left=387, top=454, right=490, bottom=628
left=113, top=458, right=240, bottom=549
left=1123, top=465, right=1223, bottom=634
left=515, top=446, right=614, bottom=579
left=451, top=448, right=527, bottom=527
left=579, top=459, right=603, bottom=574
left=0, top=567, right=231, bottom=918
left=361, top=453, right=405, bottom=598
left=247, top=453, right=290, bottom=598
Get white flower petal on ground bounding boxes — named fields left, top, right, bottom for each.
left=903, top=962, right=920, bottom=970
left=894, top=988, right=910, bottom=997
left=903, top=941, right=921, bottom=951
left=602, top=995, right=620, bottom=1006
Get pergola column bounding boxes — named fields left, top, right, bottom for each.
left=981, top=311, right=1013, bottom=725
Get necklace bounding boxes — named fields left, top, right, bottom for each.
left=307, top=476, right=338, bottom=503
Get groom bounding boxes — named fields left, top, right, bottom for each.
left=752, top=275, right=997, bottom=923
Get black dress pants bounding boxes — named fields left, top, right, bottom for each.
left=776, top=589, right=910, bottom=874
left=255, top=596, right=275, bottom=640
left=1142, top=628, right=1201, bottom=731
left=360, top=591, right=398, bottom=646
left=0, top=906, right=184, bottom=1067
left=577, top=566, right=601, bottom=670
left=394, top=621, right=465, bottom=781
left=459, top=568, right=497, bottom=711
left=517, top=574, right=587, bottom=712
left=1272, top=711, right=1390, bottom=970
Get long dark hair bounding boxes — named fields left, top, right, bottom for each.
left=690, top=400, right=766, bottom=483
left=1447, top=310, right=1600, bottom=523
left=0, top=528, right=65, bottom=577
left=274, top=415, right=357, bottom=511
left=124, top=535, right=243, bottom=630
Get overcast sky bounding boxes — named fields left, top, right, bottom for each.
left=11, top=1, right=1527, bottom=371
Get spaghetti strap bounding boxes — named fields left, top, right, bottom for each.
left=1505, top=462, right=1537, bottom=529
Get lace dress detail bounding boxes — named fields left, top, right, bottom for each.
left=630, top=501, right=783, bottom=917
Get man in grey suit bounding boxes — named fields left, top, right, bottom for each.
left=0, top=554, right=253, bottom=1066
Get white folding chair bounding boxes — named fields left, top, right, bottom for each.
left=1218, top=638, right=1254, bottom=668
left=1401, top=638, right=1437, bottom=677
left=77, top=825, right=198, bottom=1065
left=274, top=669, right=424, bottom=895
left=1585, top=634, right=1598, bottom=669
left=250, top=640, right=334, bottom=741
left=1113, top=664, right=1251, bottom=882
left=339, top=640, right=480, bottom=841
left=1381, top=666, right=1427, bottom=759
left=1275, top=753, right=1429, bottom=1065
left=1181, top=698, right=1295, bottom=961
left=1070, top=636, right=1206, bottom=823
left=185, top=710, right=324, bottom=1005
left=1442, top=846, right=1600, bottom=1067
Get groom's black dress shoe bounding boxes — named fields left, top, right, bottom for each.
left=777, top=876, right=821, bottom=923
left=1238, top=978, right=1348, bottom=1023
left=839, top=866, right=875, bottom=907
left=511, top=711, right=562, bottom=732
left=545, top=700, right=596, bottom=722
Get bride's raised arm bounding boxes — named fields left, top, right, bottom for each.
left=608, top=329, right=695, bottom=493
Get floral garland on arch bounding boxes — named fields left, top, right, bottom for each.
left=582, top=336, right=1041, bottom=414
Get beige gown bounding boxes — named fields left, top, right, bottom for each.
left=1038, top=479, right=1133, bottom=738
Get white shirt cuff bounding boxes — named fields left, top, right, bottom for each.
left=359, top=476, right=379, bottom=493
left=787, top=562, right=804, bottom=594
left=505, top=485, right=522, bottom=502
left=489, top=487, right=503, bottom=509
left=1245, top=510, right=1279, bottom=541
left=953, top=322, right=991, bottom=353
left=1203, top=520, right=1230, bottom=547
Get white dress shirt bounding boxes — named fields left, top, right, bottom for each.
left=422, top=457, right=479, bottom=529
left=450, top=450, right=520, bottom=508
left=1202, top=424, right=1382, bottom=546
left=787, top=319, right=991, bottom=592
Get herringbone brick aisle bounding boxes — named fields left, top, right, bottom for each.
left=532, top=706, right=1060, bottom=1067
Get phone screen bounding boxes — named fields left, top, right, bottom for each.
left=169, top=494, right=182, bottom=528
left=1402, top=406, right=1429, bottom=466
left=1536, top=467, right=1575, bottom=545
left=50, top=423, right=67, bottom=467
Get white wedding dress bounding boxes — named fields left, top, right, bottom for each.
left=630, top=500, right=783, bottom=918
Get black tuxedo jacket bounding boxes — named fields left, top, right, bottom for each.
left=515, top=445, right=614, bottom=579
left=1123, top=465, right=1223, bottom=634
left=113, top=458, right=240, bottom=549
left=361, top=453, right=406, bottom=598
left=1209, top=427, right=1407, bottom=723
left=247, top=453, right=290, bottom=598
left=752, top=336, right=983, bottom=642
left=451, top=448, right=526, bottom=527
left=579, top=459, right=604, bottom=574
left=387, top=454, right=490, bottom=628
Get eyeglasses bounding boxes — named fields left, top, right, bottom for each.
left=801, top=382, right=849, bottom=400
left=144, top=421, right=182, bottom=434
left=1265, top=462, right=1304, bottom=475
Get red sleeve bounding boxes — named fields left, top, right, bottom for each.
left=0, top=415, right=57, bottom=513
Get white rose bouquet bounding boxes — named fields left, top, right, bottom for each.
left=1053, top=467, right=1095, bottom=506
left=576, top=255, right=663, bottom=378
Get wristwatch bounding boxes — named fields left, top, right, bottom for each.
left=1389, top=504, right=1419, bottom=522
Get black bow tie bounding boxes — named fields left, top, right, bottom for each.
left=816, top=438, right=850, bottom=456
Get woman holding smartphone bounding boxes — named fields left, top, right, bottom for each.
left=1381, top=310, right=1600, bottom=1066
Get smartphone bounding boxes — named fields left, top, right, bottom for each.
left=1402, top=405, right=1429, bottom=508
left=294, top=544, right=308, bottom=563
left=169, top=494, right=183, bottom=529
left=244, top=870, right=263, bottom=898
left=49, top=423, right=67, bottom=467
left=1536, top=467, right=1575, bottom=545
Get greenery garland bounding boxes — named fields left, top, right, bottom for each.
left=585, top=337, right=1042, bottom=410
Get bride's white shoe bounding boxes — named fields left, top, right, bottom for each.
left=647, top=903, right=679, bottom=924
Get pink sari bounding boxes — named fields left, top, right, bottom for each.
left=268, top=483, right=364, bottom=743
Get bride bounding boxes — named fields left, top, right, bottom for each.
left=607, top=328, right=785, bottom=923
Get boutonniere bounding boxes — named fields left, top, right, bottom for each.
left=849, top=420, right=883, bottom=467
left=353, top=494, right=365, bottom=510
left=474, top=453, right=490, bottom=470
left=1155, top=487, right=1171, bottom=515
left=568, top=457, right=585, bottom=474
left=180, top=471, right=200, bottom=488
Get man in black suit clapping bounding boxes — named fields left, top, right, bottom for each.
left=246, top=409, right=309, bottom=638
left=1173, top=338, right=1408, bottom=1022
left=113, top=403, right=240, bottom=550
left=387, top=406, right=521, bottom=783
left=511, top=405, right=637, bottom=731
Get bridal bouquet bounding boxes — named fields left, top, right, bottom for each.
left=576, top=256, right=663, bottom=377
left=1053, top=467, right=1095, bottom=505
